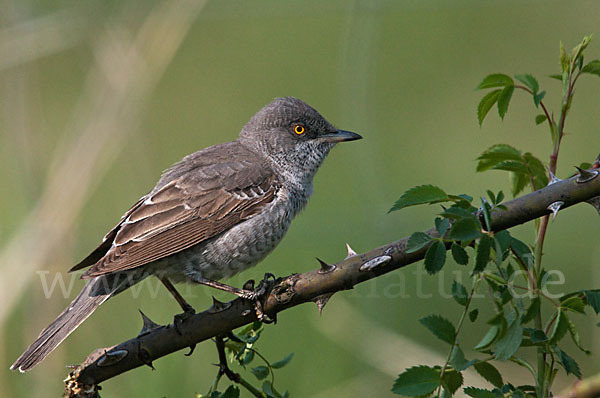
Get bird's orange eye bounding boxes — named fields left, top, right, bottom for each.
left=293, top=124, right=305, bottom=135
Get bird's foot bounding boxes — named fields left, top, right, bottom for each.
left=241, top=273, right=277, bottom=323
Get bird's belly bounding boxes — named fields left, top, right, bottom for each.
left=159, top=198, right=295, bottom=282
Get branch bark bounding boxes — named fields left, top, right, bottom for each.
left=65, top=169, right=600, bottom=394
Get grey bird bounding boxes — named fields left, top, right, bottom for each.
left=11, top=96, right=361, bottom=372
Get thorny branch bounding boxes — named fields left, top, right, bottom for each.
left=64, top=169, right=600, bottom=396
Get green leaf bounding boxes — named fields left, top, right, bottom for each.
left=515, top=74, right=539, bottom=93
left=420, top=314, right=456, bottom=344
left=474, top=235, right=492, bottom=274
left=549, top=74, right=563, bottom=80
left=560, top=41, right=569, bottom=73
left=390, top=184, right=449, bottom=212
left=494, top=318, right=523, bottom=360
left=523, top=297, right=540, bottom=324
left=497, top=84, right=514, bottom=120
left=271, top=353, right=294, bottom=369
left=510, top=172, right=528, bottom=197
left=392, top=366, right=441, bottom=396
left=251, top=366, right=270, bottom=380
left=452, top=281, right=468, bottom=306
left=548, top=310, right=569, bottom=344
left=474, top=325, right=500, bottom=350
left=442, top=207, right=476, bottom=220
left=477, top=89, right=502, bottom=126
left=450, top=245, right=472, bottom=268
left=450, top=218, right=482, bottom=241
left=449, top=345, right=477, bottom=371
left=561, top=296, right=586, bottom=314
left=221, top=386, right=240, bottom=398
left=533, top=90, right=546, bottom=107
left=469, top=309, right=479, bottom=322
left=442, top=369, right=463, bottom=395
left=586, top=290, right=600, bottom=314
left=424, top=241, right=446, bottom=275
left=476, top=144, right=522, bottom=172
left=581, top=59, right=600, bottom=77
left=566, top=317, right=590, bottom=354
left=451, top=243, right=469, bottom=265
left=511, top=238, right=533, bottom=268
left=554, top=347, right=582, bottom=378
left=535, top=114, right=547, bottom=125
left=464, top=387, right=497, bottom=398
left=473, top=362, right=503, bottom=388
left=523, top=152, right=548, bottom=189
left=491, top=160, right=529, bottom=174
left=477, top=73, right=514, bottom=89
left=406, top=232, right=433, bottom=253
left=435, top=217, right=450, bottom=237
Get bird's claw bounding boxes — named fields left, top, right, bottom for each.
left=240, top=273, right=277, bottom=323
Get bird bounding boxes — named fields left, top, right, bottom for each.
left=11, top=96, right=362, bottom=372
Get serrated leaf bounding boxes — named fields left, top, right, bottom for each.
left=271, top=353, right=294, bottom=369
left=549, top=310, right=569, bottom=344
left=585, top=290, right=600, bottom=314
left=473, top=235, right=492, bottom=274
left=464, top=387, right=497, bottom=398
left=452, top=281, right=468, bottom=306
left=449, top=345, right=476, bottom=371
left=450, top=217, right=482, bottom=241
left=406, top=232, right=433, bottom=253
left=442, top=207, right=476, bottom=220
left=523, top=152, right=548, bottom=189
left=221, top=386, right=240, bottom=398
left=478, top=89, right=502, bottom=126
left=554, top=347, right=582, bottom=378
left=424, top=241, right=446, bottom=275
left=474, top=325, right=500, bottom=350
left=476, top=144, right=522, bottom=172
left=511, top=172, right=528, bottom=197
left=420, top=314, right=456, bottom=344
left=491, top=160, right=530, bottom=174
left=515, top=74, right=539, bottom=93
left=497, top=84, right=514, bottom=120
left=535, top=114, right=547, bottom=125
left=390, top=184, right=449, bottom=212
left=494, top=318, right=523, bottom=360
left=473, top=362, right=503, bottom=388
left=566, top=317, right=590, bottom=354
left=561, top=296, right=586, bottom=314
left=451, top=243, right=469, bottom=265
left=442, top=369, right=463, bottom=394
left=477, top=73, right=514, bottom=89
left=582, top=59, right=600, bottom=77
left=523, top=297, right=540, bottom=323
left=469, top=309, right=479, bottom=322
left=251, top=365, right=270, bottom=380
left=533, top=90, right=546, bottom=108
left=511, top=238, right=533, bottom=268
left=435, top=217, right=450, bottom=237
left=392, top=366, right=441, bottom=396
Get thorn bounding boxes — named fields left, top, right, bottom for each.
left=345, top=243, right=358, bottom=259
left=209, top=297, right=232, bottom=313
left=313, top=293, right=334, bottom=315
left=593, top=154, right=600, bottom=169
left=547, top=170, right=562, bottom=185
left=547, top=201, right=564, bottom=220
left=97, top=349, right=128, bottom=367
left=575, top=166, right=599, bottom=183
left=184, top=344, right=196, bottom=357
left=359, top=255, right=392, bottom=272
left=137, top=342, right=155, bottom=370
left=138, top=310, right=162, bottom=337
left=586, top=196, right=600, bottom=216
left=316, top=257, right=336, bottom=273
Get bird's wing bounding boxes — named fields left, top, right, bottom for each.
left=73, top=159, right=279, bottom=278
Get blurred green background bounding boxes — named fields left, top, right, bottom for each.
left=2, top=0, right=600, bottom=396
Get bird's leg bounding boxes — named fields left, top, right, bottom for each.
left=159, top=277, right=195, bottom=334
left=191, top=273, right=277, bottom=323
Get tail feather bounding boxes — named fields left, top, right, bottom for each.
left=10, top=271, right=141, bottom=372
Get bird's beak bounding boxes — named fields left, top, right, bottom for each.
left=318, top=129, right=362, bottom=143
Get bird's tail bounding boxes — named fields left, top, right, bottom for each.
left=10, top=272, right=143, bottom=372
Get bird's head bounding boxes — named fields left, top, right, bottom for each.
left=239, top=97, right=361, bottom=181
